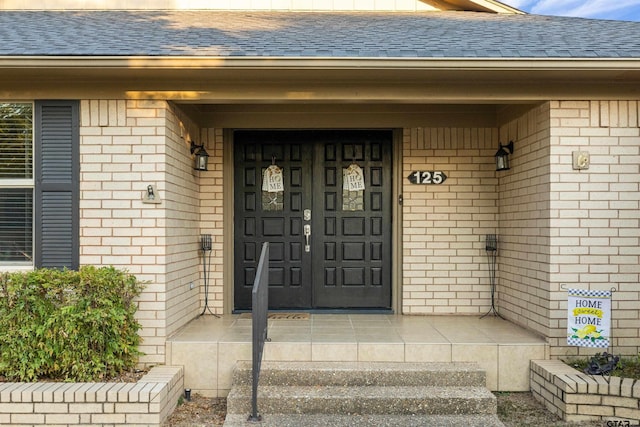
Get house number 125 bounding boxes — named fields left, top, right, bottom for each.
left=408, top=171, right=448, bottom=185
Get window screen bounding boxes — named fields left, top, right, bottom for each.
left=0, top=103, right=33, bottom=264
left=0, top=188, right=33, bottom=263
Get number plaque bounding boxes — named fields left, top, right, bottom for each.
left=408, top=171, right=448, bottom=185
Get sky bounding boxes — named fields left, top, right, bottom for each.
left=499, top=0, right=640, bottom=22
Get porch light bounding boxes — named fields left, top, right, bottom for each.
left=190, top=141, right=209, bottom=171
left=495, top=141, right=514, bottom=172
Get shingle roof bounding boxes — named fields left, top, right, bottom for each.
left=1, top=10, right=639, bottom=59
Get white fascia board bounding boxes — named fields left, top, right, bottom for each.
left=0, top=56, right=638, bottom=71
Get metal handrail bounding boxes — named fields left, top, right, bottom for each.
left=248, top=242, right=269, bottom=422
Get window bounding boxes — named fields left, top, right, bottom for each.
left=0, top=103, right=33, bottom=265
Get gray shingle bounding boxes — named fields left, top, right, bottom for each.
left=0, top=10, right=638, bottom=59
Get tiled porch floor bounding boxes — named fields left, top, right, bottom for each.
left=166, top=314, right=548, bottom=397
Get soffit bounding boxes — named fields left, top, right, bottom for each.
left=183, top=103, right=507, bottom=128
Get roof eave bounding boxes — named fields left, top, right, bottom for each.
left=1, top=56, right=639, bottom=102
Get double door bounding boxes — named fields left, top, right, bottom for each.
left=233, top=130, right=392, bottom=310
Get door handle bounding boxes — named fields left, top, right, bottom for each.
left=304, top=224, right=311, bottom=252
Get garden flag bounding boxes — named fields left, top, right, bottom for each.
left=567, top=288, right=611, bottom=348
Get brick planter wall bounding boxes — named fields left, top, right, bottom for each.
left=0, top=366, right=183, bottom=426
left=531, top=359, right=640, bottom=424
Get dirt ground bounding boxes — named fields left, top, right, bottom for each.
left=162, top=394, right=226, bottom=427
left=162, top=392, right=607, bottom=427
left=496, top=392, right=604, bottom=427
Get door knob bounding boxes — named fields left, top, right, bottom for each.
left=304, top=224, right=311, bottom=252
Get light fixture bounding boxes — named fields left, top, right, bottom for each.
left=495, top=141, right=514, bottom=172
left=190, top=141, right=209, bottom=171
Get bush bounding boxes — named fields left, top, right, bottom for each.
left=0, top=266, right=144, bottom=382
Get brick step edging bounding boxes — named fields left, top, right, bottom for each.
left=0, top=366, right=183, bottom=426
left=530, top=359, right=640, bottom=424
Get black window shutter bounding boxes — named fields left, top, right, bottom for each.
left=34, top=101, right=79, bottom=270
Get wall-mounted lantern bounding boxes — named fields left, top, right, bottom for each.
left=190, top=141, right=209, bottom=171
left=495, top=141, right=514, bottom=172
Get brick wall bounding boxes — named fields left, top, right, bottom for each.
left=548, top=101, right=640, bottom=357
left=496, top=103, right=552, bottom=337
left=498, top=101, right=640, bottom=357
left=164, top=104, right=204, bottom=335
left=401, top=127, right=499, bottom=314
left=79, top=100, right=204, bottom=365
left=77, top=99, right=638, bottom=359
left=197, top=128, right=225, bottom=314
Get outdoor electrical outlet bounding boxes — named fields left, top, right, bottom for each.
left=189, top=282, right=195, bottom=290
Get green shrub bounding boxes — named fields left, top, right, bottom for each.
left=0, top=266, right=144, bottom=382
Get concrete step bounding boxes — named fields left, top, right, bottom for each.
left=223, top=413, right=505, bottom=426
left=226, top=384, right=497, bottom=415
left=224, top=361, right=500, bottom=426
left=232, top=361, right=487, bottom=388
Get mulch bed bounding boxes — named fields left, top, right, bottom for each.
left=163, top=394, right=226, bottom=427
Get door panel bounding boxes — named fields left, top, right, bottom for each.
left=234, top=133, right=313, bottom=310
left=312, top=132, right=392, bottom=308
left=234, top=130, right=392, bottom=311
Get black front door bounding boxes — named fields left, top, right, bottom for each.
left=233, top=130, right=392, bottom=310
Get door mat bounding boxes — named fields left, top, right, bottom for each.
left=239, top=313, right=310, bottom=320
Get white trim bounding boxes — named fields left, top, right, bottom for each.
left=0, top=265, right=33, bottom=272
left=1, top=56, right=640, bottom=71
left=0, top=179, right=34, bottom=188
